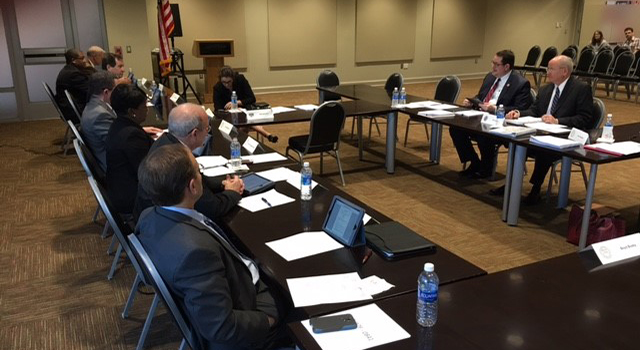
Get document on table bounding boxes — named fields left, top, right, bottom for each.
left=256, top=167, right=319, bottom=190
left=287, top=272, right=372, bottom=307
left=417, top=109, right=455, bottom=118
left=241, top=152, right=287, bottom=164
left=196, top=155, right=228, bottom=169
left=529, top=135, right=581, bottom=149
left=238, top=189, right=295, bottom=212
left=584, top=141, right=640, bottom=156
left=202, top=165, right=235, bottom=177
left=266, top=231, right=344, bottom=261
left=428, top=103, right=458, bottom=110
left=505, top=116, right=542, bottom=125
left=525, top=122, right=570, bottom=134
left=271, top=106, right=296, bottom=114
left=455, top=110, right=488, bottom=118
left=301, top=303, right=410, bottom=350
left=295, top=104, right=319, bottom=111
left=402, top=101, right=440, bottom=109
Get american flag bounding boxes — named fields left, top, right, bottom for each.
left=157, top=0, right=174, bottom=76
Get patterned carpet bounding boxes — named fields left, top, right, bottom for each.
left=1, top=78, right=639, bottom=349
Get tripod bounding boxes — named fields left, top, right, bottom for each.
left=163, top=38, right=202, bottom=104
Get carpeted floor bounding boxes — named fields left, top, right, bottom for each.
left=1, top=78, right=639, bottom=349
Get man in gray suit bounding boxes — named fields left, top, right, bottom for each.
left=136, top=144, right=289, bottom=350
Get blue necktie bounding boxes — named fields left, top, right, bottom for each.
left=550, top=86, right=560, bottom=115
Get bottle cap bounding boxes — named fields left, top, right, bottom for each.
left=424, top=262, right=434, bottom=272
left=232, top=137, right=238, bottom=141
left=499, top=104, right=504, bottom=107
left=303, top=161, right=310, bottom=167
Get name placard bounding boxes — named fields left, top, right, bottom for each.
left=569, top=128, right=589, bottom=145
left=140, top=78, right=147, bottom=86
left=205, top=108, right=214, bottom=118
left=592, top=233, right=640, bottom=265
left=218, top=119, right=234, bottom=135
left=243, top=136, right=259, bottom=154
left=170, top=93, right=181, bottom=104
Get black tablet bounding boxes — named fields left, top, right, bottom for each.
left=322, top=196, right=366, bottom=247
left=241, top=173, right=276, bottom=196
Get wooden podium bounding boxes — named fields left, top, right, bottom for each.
left=193, top=39, right=234, bottom=104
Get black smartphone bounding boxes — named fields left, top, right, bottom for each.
left=467, top=97, right=482, bottom=108
left=310, top=314, right=357, bottom=334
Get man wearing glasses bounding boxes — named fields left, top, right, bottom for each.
left=450, top=49, right=532, bottom=179
left=134, top=103, right=244, bottom=223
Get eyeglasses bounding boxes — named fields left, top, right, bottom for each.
left=190, top=123, right=211, bottom=135
left=491, top=61, right=504, bottom=67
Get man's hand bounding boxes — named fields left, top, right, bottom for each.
left=541, top=114, right=559, bottom=124
left=479, top=103, right=495, bottom=113
left=506, top=110, right=520, bottom=120
left=462, top=99, right=472, bottom=107
left=115, top=77, right=132, bottom=85
left=224, top=102, right=233, bottom=110
left=223, top=175, right=244, bottom=194
left=143, top=126, right=163, bottom=135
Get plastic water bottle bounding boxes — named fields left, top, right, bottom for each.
left=399, top=87, right=407, bottom=105
left=231, top=91, right=238, bottom=110
left=300, top=162, right=312, bottom=201
left=391, top=87, right=399, bottom=107
left=495, top=104, right=505, bottom=127
left=229, top=137, right=241, bottom=169
left=602, top=113, right=614, bottom=141
left=417, top=262, right=439, bottom=327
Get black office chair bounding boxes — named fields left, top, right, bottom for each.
left=86, top=177, right=164, bottom=350
left=64, top=89, right=83, bottom=124
left=72, top=137, right=106, bottom=228
left=129, top=233, right=195, bottom=350
left=545, top=98, right=606, bottom=200
left=286, top=102, right=347, bottom=186
left=533, top=46, right=558, bottom=90
left=513, top=45, right=541, bottom=77
left=403, top=75, right=461, bottom=147
left=362, top=73, right=403, bottom=140
left=561, top=46, right=577, bottom=62
left=575, top=49, right=614, bottom=94
left=612, top=51, right=640, bottom=102
left=594, top=50, right=634, bottom=97
left=573, top=48, right=596, bottom=76
left=42, top=81, right=74, bottom=155
left=317, top=70, right=341, bottom=104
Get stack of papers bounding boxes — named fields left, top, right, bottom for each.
left=256, top=167, right=319, bottom=190
left=505, top=116, right=542, bottom=125
left=489, top=126, right=537, bottom=138
left=417, top=109, right=455, bottom=119
left=295, top=104, right=319, bottom=111
left=238, top=189, right=295, bottom=212
left=530, top=135, right=582, bottom=149
left=401, top=101, right=439, bottom=109
left=196, top=155, right=228, bottom=169
left=525, top=122, right=570, bottom=134
left=584, top=141, right=640, bottom=156
left=455, top=110, right=488, bottom=118
left=241, top=152, right=287, bottom=164
left=301, top=304, right=410, bottom=350
left=271, top=106, right=296, bottom=114
left=287, top=272, right=394, bottom=307
left=429, top=103, right=458, bottom=110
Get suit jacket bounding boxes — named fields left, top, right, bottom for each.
left=476, top=71, right=532, bottom=113
left=519, top=77, right=595, bottom=130
left=106, top=116, right=154, bottom=214
left=81, top=95, right=116, bottom=172
left=213, top=73, right=256, bottom=111
left=55, top=64, right=93, bottom=124
left=132, top=133, right=241, bottom=222
left=136, top=207, right=277, bottom=350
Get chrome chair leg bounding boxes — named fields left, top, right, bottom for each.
left=335, top=150, right=346, bottom=186
left=122, top=274, right=142, bottom=318
left=178, top=339, right=187, bottom=350
left=92, top=206, right=101, bottom=224
left=107, top=234, right=117, bottom=255
left=135, top=294, right=160, bottom=350
left=107, top=243, right=122, bottom=280
left=101, top=221, right=111, bottom=239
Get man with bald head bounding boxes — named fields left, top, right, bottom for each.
left=134, top=103, right=244, bottom=222
left=506, top=55, right=595, bottom=204
left=86, top=46, right=105, bottom=70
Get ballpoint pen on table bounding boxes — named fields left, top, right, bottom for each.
left=261, top=197, right=272, bottom=207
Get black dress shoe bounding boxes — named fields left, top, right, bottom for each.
left=267, top=134, right=279, bottom=143
left=458, top=165, right=478, bottom=178
left=523, top=190, right=542, bottom=206
left=489, top=185, right=505, bottom=196
left=470, top=169, right=492, bottom=179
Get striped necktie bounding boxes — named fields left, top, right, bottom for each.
left=483, top=78, right=500, bottom=103
left=549, top=86, right=560, bottom=115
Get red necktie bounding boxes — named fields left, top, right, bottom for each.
left=483, top=78, right=501, bottom=103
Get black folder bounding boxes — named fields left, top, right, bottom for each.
left=365, top=221, right=436, bottom=260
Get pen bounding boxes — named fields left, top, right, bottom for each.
left=261, top=197, right=272, bottom=207
left=362, top=249, right=373, bottom=265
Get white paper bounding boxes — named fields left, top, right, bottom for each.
left=455, top=110, right=487, bottom=118
left=246, top=110, right=274, bottom=122
left=586, top=141, right=640, bottom=156
left=525, top=122, right=570, bottom=134
left=271, top=106, right=297, bottom=114
left=202, top=166, right=235, bottom=177
left=403, top=101, right=440, bottom=109
left=140, top=77, right=147, bottom=85
left=170, top=93, right=180, bottom=103
left=242, top=152, right=287, bottom=164
left=218, top=119, right=234, bottom=134
left=287, top=272, right=372, bottom=307
left=257, top=167, right=299, bottom=182
left=146, top=101, right=154, bottom=107
left=205, top=108, right=214, bottom=118
left=196, top=155, right=228, bottom=169
left=363, top=213, right=372, bottom=225
left=285, top=172, right=319, bottom=190
left=428, top=103, right=458, bottom=110
left=238, top=189, right=295, bottom=212
left=266, top=231, right=344, bottom=261
left=301, top=304, right=410, bottom=350
left=592, top=233, right=640, bottom=265
left=359, top=276, right=395, bottom=296
left=417, top=110, right=455, bottom=119
left=529, top=135, right=581, bottom=149
left=295, top=104, right=319, bottom=111
left=505, top=116, right=542, bottom=125
left=158, top=84, right=164, bottom=92
left=242, top=137, right=259, bottom=154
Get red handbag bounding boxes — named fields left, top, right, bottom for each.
left=567, top=204, right=626, bottom=246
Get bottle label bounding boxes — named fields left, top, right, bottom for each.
left=231, top=148, right=240, bottom=158
left=302, top=174, right=312, bottom=186
left=418, top=289, right=438, bottom=303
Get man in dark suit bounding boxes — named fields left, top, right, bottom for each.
left=55, top=48, right=94, bottom=124
left=133, top=103, right=244, bottom=222
left=450, top=50, right=533, bottom=178
left=507, top=55, right=595, bottom=204
left=136, top=144, right=287, bottom=350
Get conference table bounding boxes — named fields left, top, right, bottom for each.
left=288, top=250, right=640, bottom=349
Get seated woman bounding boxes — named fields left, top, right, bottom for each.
left=587, top=30, right=610, bottom=53
left=213, top=66, right=279, bottom=143
left=105, top=84, right=154, bottom=216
